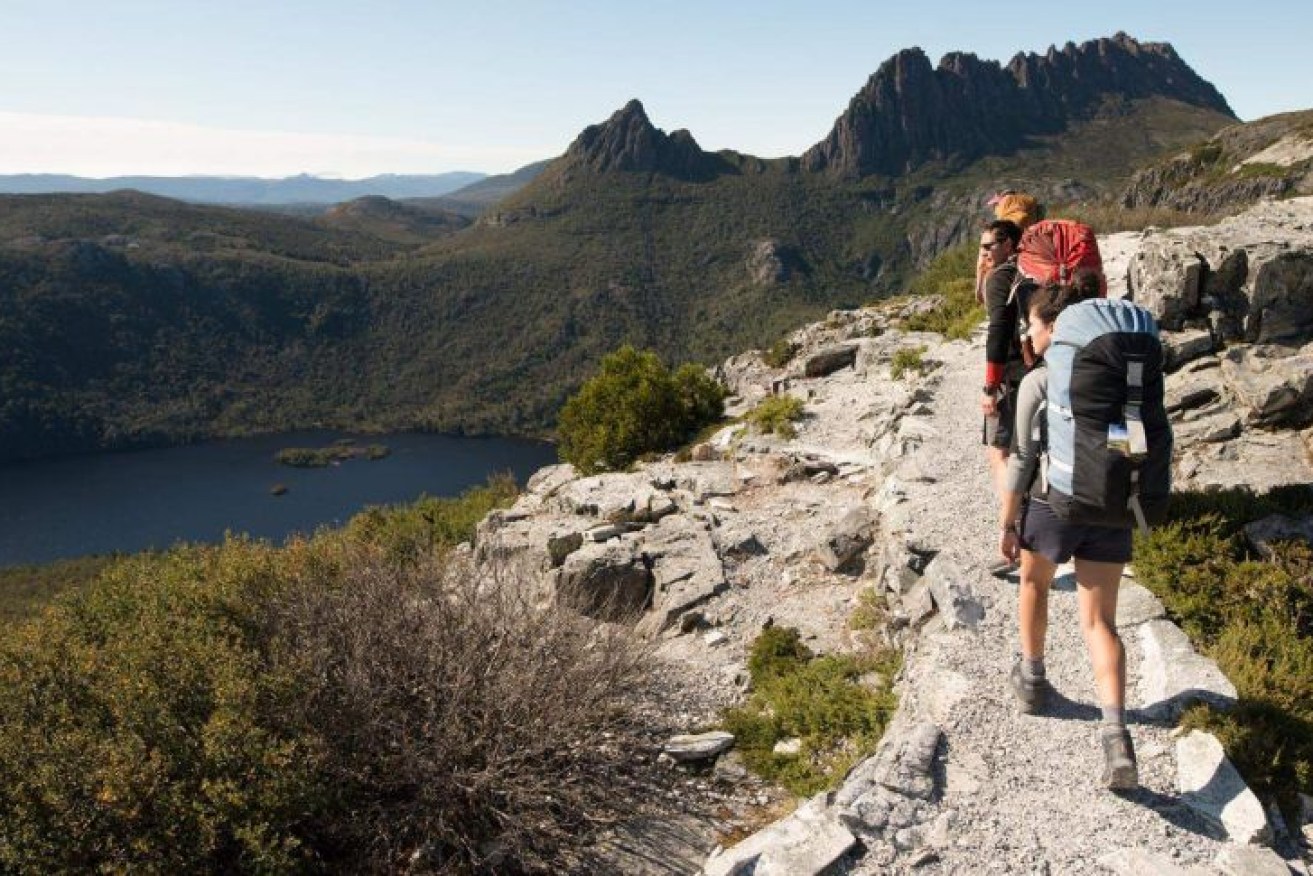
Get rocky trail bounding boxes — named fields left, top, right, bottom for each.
left=476, top=199, right=1313, bottom=875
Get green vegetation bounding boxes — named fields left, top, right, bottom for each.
left=0, top=556, right=119, bottom=625
left=0, top=478, right=650, bottom=873
left=899, top=243, right=981, bottom=340
left=745, top=395, right=805, bottom=438
left=1134, top=485, right=1313, bottom=818
left=722, top=627, right=899, bottom=796
left=762, top=338, right=799, bottom=368
left=275, top=442, right=390, bottom=467
left=1056, top=203, right=1225, bottom=233
left=556, top=346, right=726, bottom=474
left=890, top=346, right=928, bottom=380
left=848, top=586, right=887, bottom=632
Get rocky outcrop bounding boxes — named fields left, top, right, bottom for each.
left=1122, top=109, right=1313, bottom=214
left=803, top=33, right=1234, bottom=178
left=1098, top=197, right=1313, bottom=492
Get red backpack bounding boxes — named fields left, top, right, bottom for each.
left=1017, top=219, right=1107, bottom=298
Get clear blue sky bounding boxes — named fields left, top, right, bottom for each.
left=2, top=0, right=1309, bottom=178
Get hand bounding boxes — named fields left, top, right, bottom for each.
left=981, top=392, right=998, bottom=417
left=1000, top=530, right=1020, bottom=564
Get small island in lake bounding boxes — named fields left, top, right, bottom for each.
left=274, top=440, right=391, bottom=468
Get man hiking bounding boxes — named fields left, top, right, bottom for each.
left=980, top=219, right=1028, bottom=566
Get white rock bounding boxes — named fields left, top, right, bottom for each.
left=1176, top=730, right=1272, bottom=845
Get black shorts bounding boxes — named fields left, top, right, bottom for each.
left=1020, top=498, right=1133, bottom=565
left=982, top=384, right=1018, bottom=451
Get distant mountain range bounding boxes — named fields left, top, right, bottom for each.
left=0, top=171, right=487, bottom=206
left=0, top=33, right=1256, bottom=462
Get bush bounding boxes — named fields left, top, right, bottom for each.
left=556, top=345, right=726, bottom=474
left=762, top=338, right=799, bottom=368
left=898, top=243, right=982, bottom=341
left=1134, top=485, right=1313, bottom=817
left=723, top=627, right=899, bottom=796
left=344, top=473, right=519, bottom=564
left=745, top=395, right=804, bottom=438
left=890, top=346, right=927, bottom=380
left=0, top=483, right=650, bottom=873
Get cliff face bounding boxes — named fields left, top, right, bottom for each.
left=803, top=32, right=1235, bottom=177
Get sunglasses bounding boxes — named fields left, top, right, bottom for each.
left=980, top=240, right=1004, bottom=250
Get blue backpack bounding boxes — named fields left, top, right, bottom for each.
left=1044, top=299, right=1172, bottom=531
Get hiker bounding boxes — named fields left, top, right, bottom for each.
left=980, top=219, right=1028, bottom=513
left=974, top=191, right=1043, bottom=304
left=996, top=282, right=1140, bottom=791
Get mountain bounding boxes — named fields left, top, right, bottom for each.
left=0, top=172, right=487, bottom=206
left=407, top=160, right=552, bottom=219
left=1120, top=109, right=1313, bottom=213
left=0, top=34, right=1242, bottom=462
left=803, top=32, right=1232, bottom=178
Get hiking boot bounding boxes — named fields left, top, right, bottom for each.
left=988, top=559, right=1017, bottom=579
left=1101, top=726, right=1139, bottom=791
left=1008, top=661, right=1048, bottom=714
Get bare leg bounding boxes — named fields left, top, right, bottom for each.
left=1073, top=559, right=1126, bottom=709
left=986, top=445, right=1010, bottom=504
left=1018, top=549, right=1056, bottom=659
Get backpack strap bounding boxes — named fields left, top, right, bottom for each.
left=1124, top=353, right=1150, bottom=534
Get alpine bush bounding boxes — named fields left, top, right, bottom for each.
left=1134, top=485, right=1313, bottom=818
left=556, top=345, right=726, bottom=474
left=0, top=482, right=652, bottom=873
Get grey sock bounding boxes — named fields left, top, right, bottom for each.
left=1021, top=657, right=1046, bottom=680
left=1101, top=705, right=1125, bottom=727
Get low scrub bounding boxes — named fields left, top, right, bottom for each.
left=745, top=395, right=804, bottom=438
left=1134, top=485, right=1313, bottom=818
left=762, top=338, right=799, bottom=368
left=557, top=345, right=727, bottom=475
left=898, top=243, right=981, bottom=341
left=890, top=346, right=928, bottom=380
left=0, top=481, right=650, bottom=873
left=723, top=627, right=899, bottom=796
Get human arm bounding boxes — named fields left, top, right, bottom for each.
left=998, top=369, right=1047, bottom=559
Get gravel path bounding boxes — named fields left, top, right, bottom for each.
left=849, top=331, right=1230, bottom=874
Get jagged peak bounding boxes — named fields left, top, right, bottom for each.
left=803, top=32, right=1234, bottom=178
left=555, top=101, right=728, bottom=181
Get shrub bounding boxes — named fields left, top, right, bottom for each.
left=762, top=338, right=799, bottom=368
left=723, top=627, right=899, bottom=796
left=344, top=472, right=519, bottom=564
left=556, top=345, right=726, bottom=474
left=1134, top=485, right=1313, bottom=817
left=890, top=346, right=927, bottom=380
left=898, top=243, right=982, bottom=341
left=745, top=395, right=804, bottom=438
left=0, top=485, right=650, bottom=873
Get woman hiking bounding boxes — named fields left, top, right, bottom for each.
left=996, top=282, right=1139, bottom=791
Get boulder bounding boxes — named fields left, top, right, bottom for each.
left=1243, top=248, right=1313, bottom=344
left=638, top=517, right=729, bottom=636
left=702, top=793, right=857, bottom=876
left=556, top=540, right=653, bottom=621
left=663, top=731, right=735, bottom=763
left=525, top=463, right=577, bottom=497
left=812, top=505, right=876, bottom=572
left=1138, top=619, right=1236, bottom=720
left=1220, top=344, right=1313, bottom=427
left=1127, top=236, right=1204, bottom=329
left=1164, top=368, right=1221, bottom=415
left=1214, top=845, right=1296, bottom=876
left=1243, top=513, right=1313, bottom=559
left=1176, top=729, right=1272, bottom=845
left=1173, top=408, right=1242, bottom=445
left=803, top=344, right=859, bottom=378
left=923, top=556, right=985, bottom=630
left=1161, top=328, right=1216, bottom=372
left=1097, top=848, right=1198, bottom=876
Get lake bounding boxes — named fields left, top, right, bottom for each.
left=0, top=431, right=557, bottom=567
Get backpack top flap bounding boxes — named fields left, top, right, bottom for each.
left=1045, top=299, right=1172, bottom=529
left=1018, top=219, right=1108, bottom=298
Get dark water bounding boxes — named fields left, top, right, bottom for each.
left=0, top=432, right=557, bottom=567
